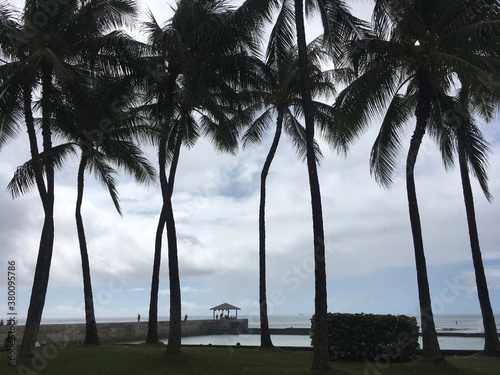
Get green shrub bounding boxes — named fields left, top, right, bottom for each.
left=310, top=313, right=420, bottom=362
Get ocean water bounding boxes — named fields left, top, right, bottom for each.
left=177, top=314, right=500, bottom=350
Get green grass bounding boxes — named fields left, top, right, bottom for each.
left=3, top=344, right=499, bottom=375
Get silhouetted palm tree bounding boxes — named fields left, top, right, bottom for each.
left=273, top=0, right=366, bottom=367
left=333, top=0, right=500, bottom=359
left=242, top=38, right=338, bottom=348
left=142, top=0, right=267, bottom=351
left=59, top=75, right=155, bottom=345
left=433, top=87, right=500, bottom=356
left=0, top=0, right=138, bottom=357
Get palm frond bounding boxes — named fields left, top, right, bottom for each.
left=283, top=110, right=323, bottom=165
left=200, top=113, right=239, bottom=155
left=318, top=0, right=371, bottom=60
left=331, top=59, right=402, bottom=145
left=370, top=93, right=412, bottom=189
left=7, top=143, right=78, bottom=198
left=241, top=108, right=275, bottom=148
left=87, top=154, right=122, bottom=215
left=266, top=0, right=295, bottom=66
left=7, top=161, right=37, bottom=199
left=460, top=118, right=492, bottom=201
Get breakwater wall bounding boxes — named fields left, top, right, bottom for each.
left=0, top=319, right=249, bottom=346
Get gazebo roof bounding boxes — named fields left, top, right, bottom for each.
left=210, top=303, right=241, bottom=311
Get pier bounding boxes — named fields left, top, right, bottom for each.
left=0, top=319, right=249, bottom=346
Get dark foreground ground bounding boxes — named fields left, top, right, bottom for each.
left=3, top=344, right=500, bottom=375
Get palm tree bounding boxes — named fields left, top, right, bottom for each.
left=433, top=87, right=500, bottom=356
left=242, top=38, right=338, bottom=348
left=142, top=0, right=265, bottom=351
left=332, top=0, right=500, bottom=359
left=59, top=75, right=156, bottom=345
left=139, top=37, right=181, bottom=346
left=267, top=0, right=366, bottom=368
left=0, top=0, right=139, bottom=358
left=7, top=64, right=154, bottom=350
left=0, top=3, right=57, bottom=359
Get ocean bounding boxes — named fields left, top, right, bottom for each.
left=178, top=314, right=500, bottom=350
left=18, top=314, right=500, bottom=350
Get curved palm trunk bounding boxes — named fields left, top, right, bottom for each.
left=165, top=126, right=184, bottom=354
left=294, top=0, right=328, bottom=369
left=146, top=203, right=167, bottom=344
left=147, top=73, right=178, bottom=345
left=75, top=154, right=99, bottom=345
left=147, top=129, right=183, bottom=347
left=259, top=112, right=284, bottom=348
left=149, top=126, right=184, bottom=352
left=458, top=144, right=500, bottom=356
left=20, top=214, right=54, bottom=359
left=407, top=71, right=441, bottom=360
left=20, top=70, right=55, bottom=359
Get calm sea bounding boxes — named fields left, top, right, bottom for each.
left=178, top=314, right=500, bottom=350
left=17, top=314, right=500, bottom=350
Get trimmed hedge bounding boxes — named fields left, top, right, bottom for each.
left=310, top=313, right=420, bottom=362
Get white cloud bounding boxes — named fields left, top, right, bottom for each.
left=127, top=288, right=146, bottom=293
left=456, top=267, right=500, bottom=296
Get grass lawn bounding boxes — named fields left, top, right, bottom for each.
left=2, top=344, right=499, bottom=374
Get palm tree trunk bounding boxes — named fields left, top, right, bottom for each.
left=458, top=144, right=500, bottom=356
left=76, top=154, right=100, bottom=345
left=407, top=70, right=442, bottom=360
left=294, top=0, right=328, bottom=369
left=165, top=126, right=184, bottom=354
left=19, top=214, right=54, bottom=358
left=22, top=81, right=45, bottom=200
left=20, top=69, right=55, bottom=358
left=147, top=72, right=178, bottom=345
left=259, top=112, right=284, bottom=348
left=147, top=202, right=167, bottom=344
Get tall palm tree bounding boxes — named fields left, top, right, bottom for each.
left=267, top=0, right=366, bottom=368
left=142, top=0, right=265, bottom=351
left=332, top=0, right=500, bottom=359
left=0, top=0, right=139, bottom=358
left=7, top=70, right=154, bottom=349
left=139, top=38, right=181, bottom=346
left=432, top=87, right=500, bottom=356
left=0, top=3, right=57, bottom=359
left=242, top=38, right=338, bottom=348
left=59, top=75, right=156, bottom=345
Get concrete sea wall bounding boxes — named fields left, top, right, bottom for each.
left=0, top=319, right=249, bottom=346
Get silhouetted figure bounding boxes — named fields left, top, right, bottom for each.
left=137, top=314, right=140, bottom=322
left=184, top=314, right=188, bottom=321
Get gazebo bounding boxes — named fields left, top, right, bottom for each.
left=210, top=303, right=241, bottom=320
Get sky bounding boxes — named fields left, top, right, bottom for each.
left=0, top=0, right=499, bottom=325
